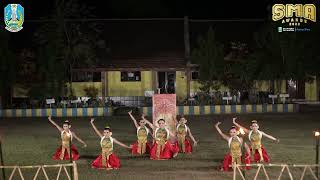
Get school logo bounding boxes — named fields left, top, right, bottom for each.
left=272, top=4, right=316, bottom=32
left=4, top=4, right=24, bottom=32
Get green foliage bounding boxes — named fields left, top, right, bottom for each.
left=192, top=23, right=320, bottom=93
left=0, top=29, right=16, bottom=106
left=191, top=27, right=224, bottom=93
left=30, top=0, right=107, bottom=98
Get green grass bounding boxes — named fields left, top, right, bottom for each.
left=0, top=113, right=319, bottom=180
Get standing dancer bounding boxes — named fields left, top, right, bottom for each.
left=48, top=116, right=87, bottom=161
left=128, top=110, right=152, bottom=155
left=144, top=118, right=179, bottom=160
left=233, top=118, right=279, bottom=163
left=90, top=118, right=131, bottom=170
left=175, top=115, right=197, bottom=153
left=215, top=122, right=250, bottom=171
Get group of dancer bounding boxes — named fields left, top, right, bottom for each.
left=48, top=113, right=279, bottom=171
left=215, top=118, right=279, bottom=171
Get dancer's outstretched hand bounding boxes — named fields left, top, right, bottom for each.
left=128, top=110, right=132, bottom=114
left=232, top=117, right=237, bottom=124
left=215, top=121, right=221, bottom=126
left=83, top=143, right=87, bottom=148
left=275, top=138, right=280, bottom=143
left=193, top=141, right=198, bottom=147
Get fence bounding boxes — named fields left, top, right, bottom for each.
left=232, top=163, right=320, bottom=180
left=0, top=162, right=78, bottom=180
left=0, top=104, right=298, bottom=118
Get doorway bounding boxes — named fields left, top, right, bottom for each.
left=287, top=80, right=305, bottom=99
left=158, top=72, right=176, bottom=94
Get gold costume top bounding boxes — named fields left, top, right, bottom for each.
left=100, top=136, right=113, bottom=154
left=177, top=124, right=188, bottom=137
left=136, top=126, right=149, bottom=154
left=59, top=130, right=73, bottom=160
left=154, top=128, right=169, bottom=159
left=155, top=128, right=169, bottom=144
left=177, top=124, right=188, bottom=152
left=228, top=136, right=242, bottom=164
left=248, top=130, right=263, bottom=151
left=61, top=130, right=72, bottom=147
left=137, top=126, right=149, bottom=143
left=100, top=136, right=114, bottom=167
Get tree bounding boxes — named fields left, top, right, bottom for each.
left=250, top=22, right=320, bottom=93
left=191, top=27, right=224, bottom=94
left=31, top=0, right=107, bottom=98
left=0, top=29, right=16, bottom=107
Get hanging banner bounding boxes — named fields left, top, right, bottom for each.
left=152, top=94, right=177, bottom=134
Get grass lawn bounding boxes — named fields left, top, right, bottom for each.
left=0, top=113, right=319, bottom=180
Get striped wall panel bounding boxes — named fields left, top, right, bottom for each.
left=0, top=104, right=297, bottom=118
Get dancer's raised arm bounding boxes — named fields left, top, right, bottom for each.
left=143, top=117, right=156, bottom=130
left=232, top=117, right=249, bottom=134
left=187, top=127, right=198, bottom=146
left=90, top=118, right=102, bottom=138
left=262, top=131, right=279, bottom=142
left=215, top=122, right=229, bottom=141
left=113, top=138, right=131, bottom=149
left=72, top=132, right=87, bottom=148
left=128, top=110, right=139, bottom=128
left=48, top=116, right=63, bottom=132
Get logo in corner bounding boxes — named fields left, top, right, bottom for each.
left=4, top=4, right=24, bottom=32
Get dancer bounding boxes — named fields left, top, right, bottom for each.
left=128, top=110, right=152, bottom=155
left=48, top=116, right=87, bottom=161
left=233, top=118, right=279, bottom=163
left=90, top=118, right=131, bottom=170
left=144, top=118, right=179, bottom=160
left=215, top=122, right=250, bottom=171
left=175, top=115, right=197, bottom=153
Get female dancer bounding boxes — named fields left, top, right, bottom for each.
left=90, top=118, right=131, bottom=170
left=48, top=116, right=87, bottom=161
left=144, top=118, right=179, bottom=160
left=128, top=110, right=152, bottom=155
left=233, top=118, right=279, bottom=163
left=175, top=115, right=197, bottom=153
left=215, top=121, right=250, bottom=171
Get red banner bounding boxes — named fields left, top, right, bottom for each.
left=152, top=94, right=177, bottom=134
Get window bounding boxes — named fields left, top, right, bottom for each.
left=191, top=71, right=199, bottom=80
left=121, top=71, right=141, bottom=81
left=72, top=72, right=101, bottom=82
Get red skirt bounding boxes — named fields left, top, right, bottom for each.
left=150, top=141, right=178, bottom=160
left=251, top=146, right=270, bottom=163
left=178, top=139, right=192, bottom=153
left=91, top=153, right=121, bottom=169
left=171, top=141, right=180, bottom=154
left=222, top=153, right=251, bottom=171
left=131, top=141, right=151, bottom=155
left=52, top=145, right=79, bottom=161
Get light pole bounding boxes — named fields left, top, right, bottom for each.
left=239, top=128, right=246, bottom=179
left=315, top=131, right=320, bottom=178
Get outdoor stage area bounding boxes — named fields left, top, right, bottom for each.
left=0, top=113, right=318, bottom=180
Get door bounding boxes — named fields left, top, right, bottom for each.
left=287, top=80, right=305, bottom=99
left=157, top=72, right=176, bottom=94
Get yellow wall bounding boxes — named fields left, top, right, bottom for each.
left=176, top=71, right=187, bottom=102
left=69, top=82, right=102, bottom=97
left=253, top=80, right=270, bottom=91
left=13, top=84, right=29, bottom=98
left=273, top=80, right=287, bottom=93
left=107, top=71, right=153, bottom=96
left=305, top=76, right=318, bottom=101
